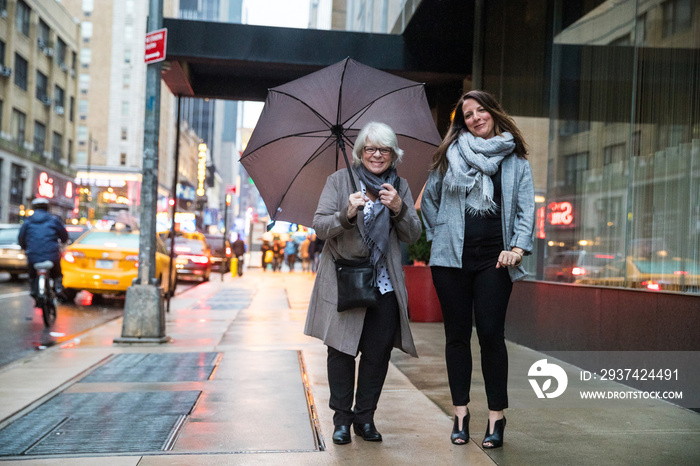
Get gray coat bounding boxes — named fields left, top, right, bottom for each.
left=420, top=153, right=535, bottom=282
left=304, top=168, right=422, bottom=357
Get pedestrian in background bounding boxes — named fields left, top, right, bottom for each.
left=304, top=121, right=421, bottom=445
left=261, top=240, right=271, bottom=272
left=272, top=239, right=284, bottom=272
left=232, top=234, right=246, bottom=276
left=312, top=234, right=324, bottom=272
left=421, top=90, right=535, bottom=449
left=300, top=235, right=311, bottom=272
left=284, top=238, right=297, bottom=272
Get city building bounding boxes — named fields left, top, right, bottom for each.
left=0, top=0, right=80, bottom=223
left=60, top=0, right=180, bottom=225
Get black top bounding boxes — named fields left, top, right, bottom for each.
left=463, top=166, right=503, bottom=248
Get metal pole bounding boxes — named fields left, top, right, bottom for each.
left=115, top=0, right=168, bottom=344
left=222, top=194, right=229, bottom=281
left=167, top=95, right=182, bottom=310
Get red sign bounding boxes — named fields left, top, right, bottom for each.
left=145, top=28, right=167, bottom=64
left=547, top=201, right=574, bottom=227
left=226, top=185, right=237, bottom=194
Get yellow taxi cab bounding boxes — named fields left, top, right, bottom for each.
left=575, top=256, right=700, bottom=293
left=61, top=229, right=176, bottom=300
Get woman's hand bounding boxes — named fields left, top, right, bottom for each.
left=497, top=248, right=523, bottom=268
left=347, top=191, right=368, bottom=219
left=379, top=183, right=402, bottom=215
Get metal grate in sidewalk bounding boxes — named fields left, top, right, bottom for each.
left=80, top=352, right=220, bottom=383
left=0, top=390, right=200, bottom=456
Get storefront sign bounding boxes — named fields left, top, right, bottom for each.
left=33, top=169, right=75, bottom=209
left=547, top=201, right=574, bottom=227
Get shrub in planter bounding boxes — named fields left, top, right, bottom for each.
left=404, top=211, right=442, bottom=322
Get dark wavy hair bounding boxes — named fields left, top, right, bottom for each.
left=430, top=90, right=528, bottom=174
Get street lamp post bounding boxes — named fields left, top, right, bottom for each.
left=115, top=0, right=168, bottom=344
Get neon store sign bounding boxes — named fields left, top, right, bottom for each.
left=547, top=201, right=574, bottom=227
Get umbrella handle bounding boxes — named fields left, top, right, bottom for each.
left=337, top=136, right=359, bottom=193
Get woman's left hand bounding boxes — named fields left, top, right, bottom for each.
left=497, top=249, right=523, bottom=268
left=379, top=183, right=402, bottom=215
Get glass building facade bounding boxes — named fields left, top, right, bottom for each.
left=478, top=0, right=699, bottom=295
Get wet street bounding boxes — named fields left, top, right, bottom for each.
left=0, top=272, right=201, bottom=369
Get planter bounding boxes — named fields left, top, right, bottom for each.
left=403, top=264, right=443, bottom=322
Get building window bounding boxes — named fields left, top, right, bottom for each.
left=69, top=96, right=75, bottom=122
left=120, top=152, right=127, bottom=166
left=10, top=164, right=26, bottom=206
left=57, top=39, right=67, bottom=68
left=121, top=127, right=128, bottom=141
left=80, top=48, right=91, bottom=68
left=123, top=70, right=131, bottom=89
left=15, top=1, right=30, bottom=37
left=54, top=86, right=65, bottom=113
left=33, top=121, right=46, bottom=154
left=662, top=0, right=694, bottom=37
left=79, top=74, right=90, bottom=94
left=0, top=40, right=5, bottom=65
left=81, top=22, right=93, bottom=41
left=68, top=140, right=73, bottom=165
left=52, top=132, right=63, bottom=163
left=122, top=101, right=129, bottom=117
left=124, top=48, right=131, bottom=64
left=82, top=0, right=94, bottom=15
left=14, top=53, right=28, bottom=90
left=77, top=126, right=88, bottom=143
left=0, top=0, right=7, bottom=17
left=603, top=143, right=626, bottom=166
left=565, top=152, right=589, bottom=188
left=38, top=20, right=50, bottom=48
left=78, top=99, right=88, bottom=119
left=71, top=51, right=77, bottom=71
left=36, top=71, right=49, bottom=103
left=11, top=109, right=26, bottom=145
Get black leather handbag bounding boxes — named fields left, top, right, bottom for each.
left=334, top=257, right=377, bottom=312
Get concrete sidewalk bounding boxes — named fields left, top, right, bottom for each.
left=0, top=268, right=698, bottom=465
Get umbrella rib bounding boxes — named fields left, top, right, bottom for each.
left=271, top=89, right=335, bottom=128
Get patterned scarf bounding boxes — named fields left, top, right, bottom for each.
left=444, top=131, right=515, bottom=216
left=355, top=164, right=398, bottom=271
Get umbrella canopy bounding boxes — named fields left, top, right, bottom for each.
left=240, top=58, right=441, bottom=227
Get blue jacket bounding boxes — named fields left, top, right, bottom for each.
left=18, top=210, right=68, bottom=264
left=420, top=153, right=535, bottom=282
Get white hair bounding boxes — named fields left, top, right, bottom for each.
left=351, top=121, right=404, bottom=168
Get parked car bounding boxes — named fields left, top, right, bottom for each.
left=202, top=233, right=231, bottom=273
left=543, top=250, right=622, bottom=283
left=0, top=224, right=27, bottom=280
left=61, top=230, right=176, bottom=300
left=576, top=256, right=700, bottom=293
left=168, top=237, right=212, bottom=282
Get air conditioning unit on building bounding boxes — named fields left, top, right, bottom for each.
left=42, top=47, right=54, bottom=57
left=39, top=96, right=52, bottom=106
left=59, top=63, right=69, bottom=72
left=0, top=65, right=11, bottom=77
left=55, top=106, right=64, bottom=115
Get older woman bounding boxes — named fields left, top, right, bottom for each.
left=304, top=121, right=421, bottom=445
left=421, top=90, right=535, bottom=449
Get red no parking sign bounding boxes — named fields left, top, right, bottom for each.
left=145, top=28, right=167, bottom=64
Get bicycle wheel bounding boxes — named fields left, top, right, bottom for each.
left=42, top=282, right=57, bottom=327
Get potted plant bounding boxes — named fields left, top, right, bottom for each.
left=403, top=212, right=443, bottom=322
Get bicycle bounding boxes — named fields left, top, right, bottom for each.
left=33, top=260, right=57, bottom=327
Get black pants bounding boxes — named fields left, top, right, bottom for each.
left=431, top=244, right=512, bottom=411
left=327, top=291, right=399, bottom=425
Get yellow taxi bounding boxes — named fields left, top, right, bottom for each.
left=575, top=256, right=700, bottom=293
left=61, top=230, right=176, bottom=300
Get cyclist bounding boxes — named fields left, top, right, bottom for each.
left=18, top=197, right=69, bottom=306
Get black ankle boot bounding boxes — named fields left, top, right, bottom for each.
left=451, top=410, right=470, bottom=445
left=353, top=422, right=382, bottom=441
left=332, top=425, right=351, bottom=445
left=482, top=416, right=506, bottom=449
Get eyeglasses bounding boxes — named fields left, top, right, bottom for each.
left=363, top=146, right=392, bottom=156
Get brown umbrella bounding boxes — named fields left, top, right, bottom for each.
left=240, top=58, right=441, bottom=227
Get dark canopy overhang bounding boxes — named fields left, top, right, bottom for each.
left=161, top=0, right=473, bottom=102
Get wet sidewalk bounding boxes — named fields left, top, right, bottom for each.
left=0, top=268, right=698, bottom=465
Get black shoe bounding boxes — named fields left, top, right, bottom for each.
left=332, top=425, right=352, bottom=445
left=482, top=416, right=506, bottom=449
left=353, top=422, right=382, bottom=441
left=451, top=410, right=470, bottom=445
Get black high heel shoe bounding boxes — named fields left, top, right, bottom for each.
left=482, top=416, right=506, bottom=449
left=450, top=410, right=470, bottom=445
